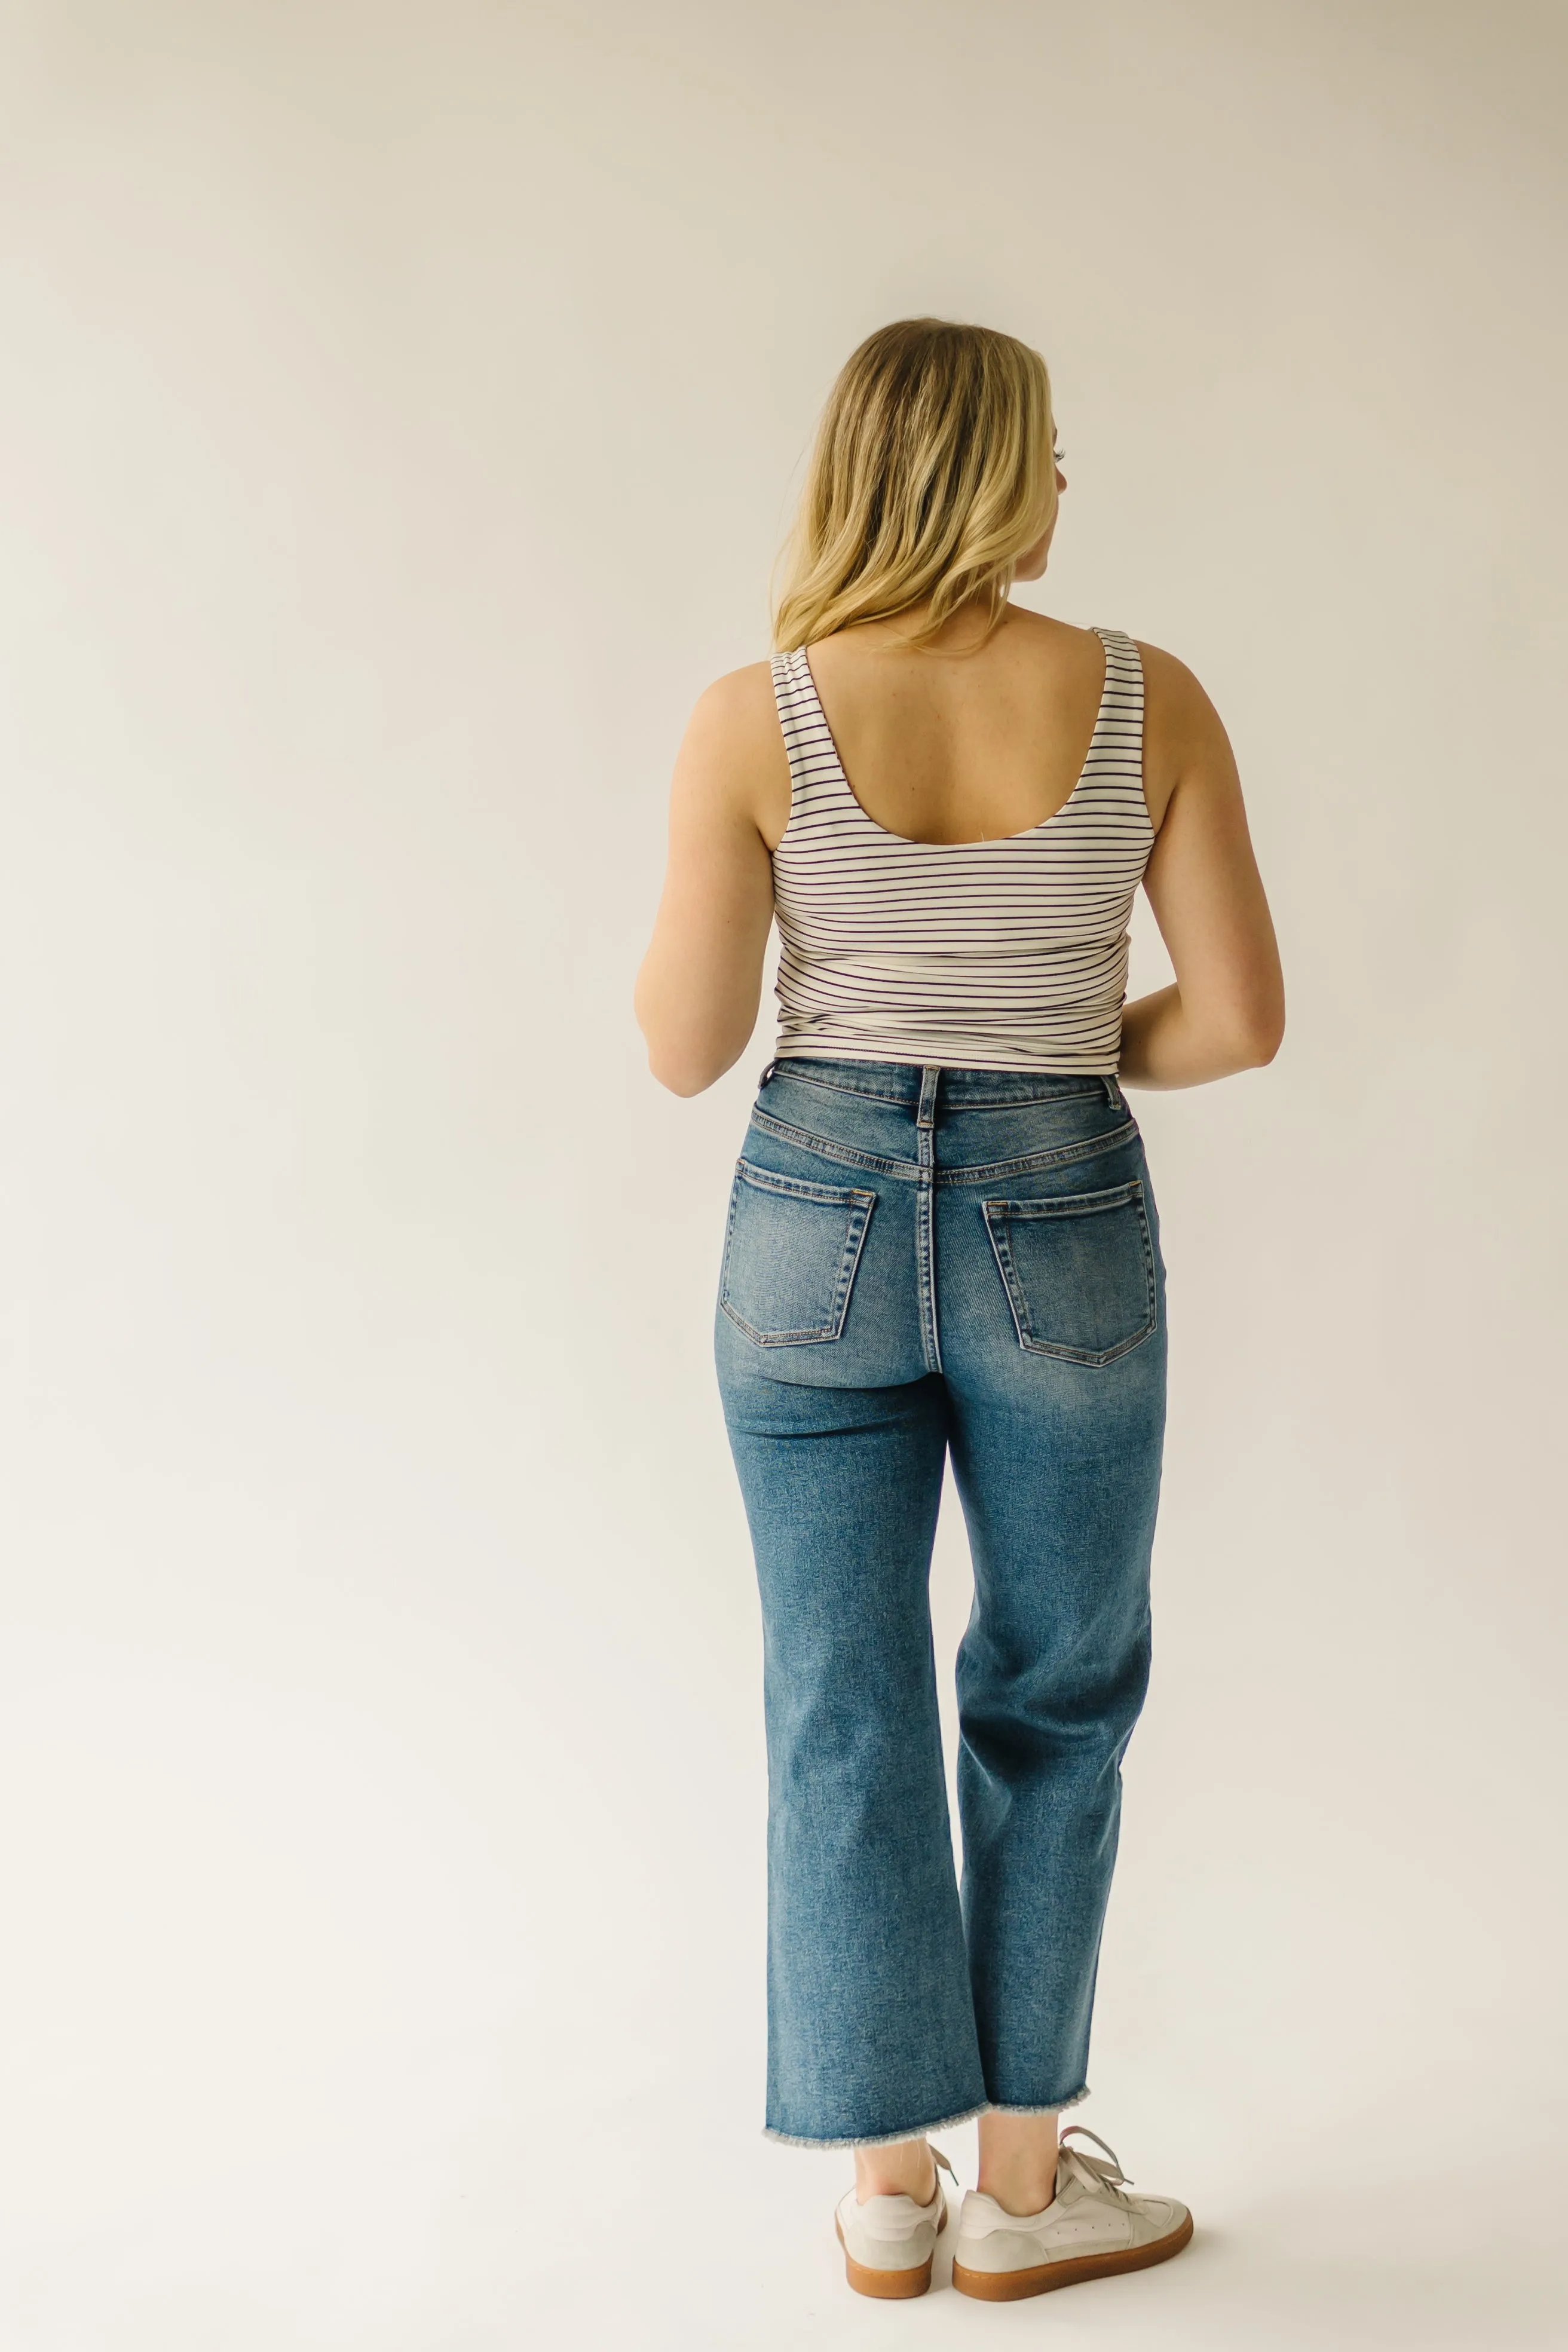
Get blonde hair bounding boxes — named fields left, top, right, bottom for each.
left=772, top=318, right=1056, bottom=653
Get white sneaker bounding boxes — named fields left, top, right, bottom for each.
left=951, top=2126, right=1192, bottom=2301
left=833, top=2146, right=956, bottom=2299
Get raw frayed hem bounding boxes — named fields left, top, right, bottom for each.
left=764, top=2100, right=990, bottom=2151
left=763, top=2085, right=1088, bottom=2151
left=985, top=2082, right=1091, bottom=2117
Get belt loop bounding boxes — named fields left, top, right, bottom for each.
left=917, top=1065, right=941, bottom=1129
left=758, top=1058, right=779, bottom=1089
left=1103, top=1073, right=1124, bottom=1110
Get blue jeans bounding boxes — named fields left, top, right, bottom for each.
left=713, top=1058, right=1167, bottom=2148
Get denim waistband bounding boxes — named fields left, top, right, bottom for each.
left=761, top=1054, right=1125, bottom=1116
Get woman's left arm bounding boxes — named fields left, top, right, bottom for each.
left=634, top=664, right=782, bottom=1097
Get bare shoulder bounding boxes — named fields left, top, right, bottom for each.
left=1133, top=639, right=1238, bottom=829
left=1004, top=607, right=1104, bottom=666
left=675, top=659, right=791, bottom=848
left=689, top=657, right=778, bottom=732
left=1135, top=638, right=1215, bottom=712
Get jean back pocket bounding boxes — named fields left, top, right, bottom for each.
left=719, top=1160, right=876, bottom=1346
left=983, top=1179, right=1157, bottom=1365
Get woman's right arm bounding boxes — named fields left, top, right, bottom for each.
left=1117, top=644, right=1286, bottom=1088
left=633, top=666, right=782, bottom=1098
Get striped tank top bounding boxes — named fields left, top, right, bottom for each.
left=767, top=625, right=1152, bottom=1074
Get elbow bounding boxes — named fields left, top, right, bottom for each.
left=634, top=974, right=737, bottom=1097
left=1234, top=993, right=1286, bottom=1070
left=639, top=1019, right=732, bottom=1096
left=647, top=1051, right=720, bottom=1098
left=1187, top=985, right=1284, bottom=1077
left=635, top=997, right=711, bottom=1097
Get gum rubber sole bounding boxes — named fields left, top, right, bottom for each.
left=837, top=2197, right=948, bottom=2299
left=951, top=2208, right=1193, bottom=2301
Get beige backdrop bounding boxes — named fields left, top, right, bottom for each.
left=1, top=4, right=1563, bottom=2347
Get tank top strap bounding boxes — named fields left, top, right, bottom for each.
left=770, top=648, right=856, bottom=830
left=1084, top=627, right=1145, bottom=788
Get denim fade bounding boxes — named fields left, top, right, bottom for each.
left=713, top=1058, right=1167, bottom=2148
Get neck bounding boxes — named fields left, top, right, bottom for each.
left=854, top=591, right=1010, bottom=655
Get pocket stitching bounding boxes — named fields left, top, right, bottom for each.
left=982, top=1181, right=1158, bottom=1366
left=719, top=1163, right=877, bottom=1346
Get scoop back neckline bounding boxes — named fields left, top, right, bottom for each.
left=787, top=625, right=1116, bottom=850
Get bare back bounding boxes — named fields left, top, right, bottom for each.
left=746, top=608, right=1182, bottom=853
left=802, top=608, right=1112, bottom=846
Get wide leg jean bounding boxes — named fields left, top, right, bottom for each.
left=713, top=1058, right=1167, bottom=2147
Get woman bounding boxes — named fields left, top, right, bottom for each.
left=635, top=319, right=1283, bottom=2302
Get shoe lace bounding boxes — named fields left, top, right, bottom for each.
left=1058, top=2124, right=1134, bottom=2206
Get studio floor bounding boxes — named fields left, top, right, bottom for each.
left=7, top=2033, right=1559, bottom=2351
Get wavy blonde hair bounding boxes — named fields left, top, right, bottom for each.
left=772, top=318, right=1056, bottom=653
